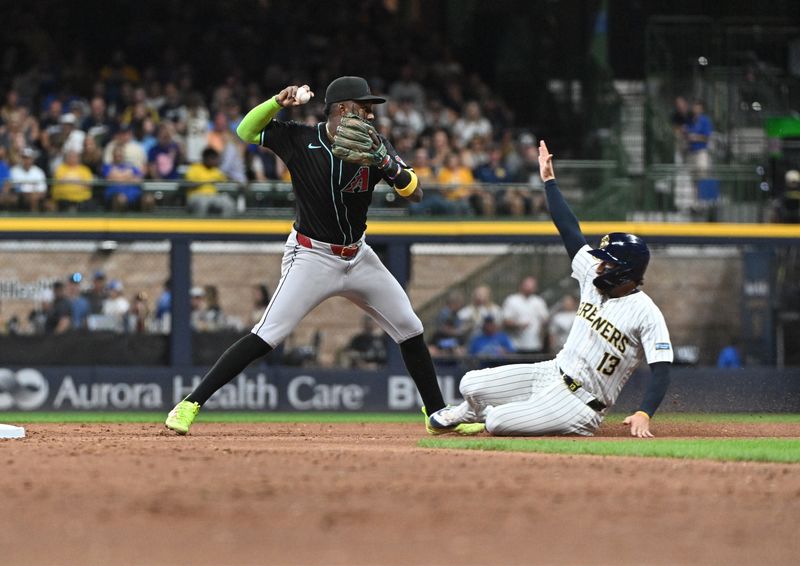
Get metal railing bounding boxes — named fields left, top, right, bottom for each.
left=1, top=157, right=775, bottom=222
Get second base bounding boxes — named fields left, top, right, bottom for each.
left=0, top=424, right=25, bottom=439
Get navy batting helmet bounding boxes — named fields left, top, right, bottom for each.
left=588, top=233, right=650, bottom=292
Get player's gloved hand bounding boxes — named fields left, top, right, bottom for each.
left=332, top=113, right=388, bottom=167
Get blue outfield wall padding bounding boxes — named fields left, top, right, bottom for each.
left=0, top=365, right=798, bottom=413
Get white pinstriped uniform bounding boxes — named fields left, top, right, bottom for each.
left=460, top=245, right=673, bottom=436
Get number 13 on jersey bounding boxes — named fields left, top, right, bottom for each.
left=597, top=352, right=621, bottom=375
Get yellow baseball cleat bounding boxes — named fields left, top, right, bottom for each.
left=422, top=406, right=485, bottom=436
left=165, top=400, right=201, bottom=435
left=454, top=422, right=486, bottom=435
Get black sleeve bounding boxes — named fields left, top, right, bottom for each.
left=544, top=179, right=587, bottom=259
left=261, top=120, right=305, bottom=163
left=639, top=362, right=671, bottom=417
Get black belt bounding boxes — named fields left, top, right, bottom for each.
left=561, top=371, right=607, bottom=412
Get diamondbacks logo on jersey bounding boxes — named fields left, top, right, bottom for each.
left=341, top=167, right=369, bottom=193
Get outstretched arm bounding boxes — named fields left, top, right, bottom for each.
left=539, top=141, right=587, bottom=259
left=236, top=85, right=314, bottom=144
left=623, top=362, right=671, bottom=438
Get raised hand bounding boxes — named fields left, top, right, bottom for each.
left=275, top=85, right=314, bottom=107
left=538, top=140, right=555, bottom=182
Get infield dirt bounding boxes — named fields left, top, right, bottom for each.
left=2, top=420, right=799, bottom=566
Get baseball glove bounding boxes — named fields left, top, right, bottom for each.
left=332, top=113, right=388, bottom=166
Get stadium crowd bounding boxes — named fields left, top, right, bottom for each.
left=4, top=272, right=256, bottom=338
left=0, top=11, right=544, bottom=217
left=0, top=270, right=576, bottom=366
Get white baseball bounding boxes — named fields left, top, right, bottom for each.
left=295, top=87, right=311, bottom=104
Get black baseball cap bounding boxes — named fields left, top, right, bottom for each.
left=324, top=76, right=386, bottom=105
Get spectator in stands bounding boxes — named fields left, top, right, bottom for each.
left=460, top=134, right=488, bottom=171
left=407, top=147, right=455, bottom=216
left=453, top=101, right=492, bottom=148
left=159, top=82, right=187, bottom=125
left=184, top=93, right=211, bottom=163
left=102, top=279, right=130, bottom=332
left=251, top=283, right=270, bottom=326
left=81, top=96, right=114, bottom=147
left=39, top=99, right=64, bottom=146
left=83, top=271, right=107, bottom=315
left=392, top=98, right=426, bottom=137
left=52, top=149, right=95, bottom=211
left=137, top=116, right=159, bottom=154
left=547, top=294, right=577, bottom=353
left=9, top=147, right=48, bottom=211
left=145, top=81, right=165, bottom=113
left=67, top=272, right=90, bottom=330
left=341, top=315, right=388, bottom=369
left=430, top=290, right=469, bottom=355
left=4, top=106, right=41, bottom=159
left=1, top=90, right=22, bottom=125
left=388, top=64, right=426, bottom=108
left=429, top=128, right=453, bottom=171
left=717, top=337, right=744, bottom=369
left=127, top=291, right=151, bottom=333
left=0, top=145, right=13, bottom=210
left=474, top=145, right=511, bottom=184
left=103, top=124, right=147, bottom=170
left=119, top=87, right=161, bottom=134
left=189, top=285, right=207, bottom=331
left=423, top=98, right=458, bottom=131
left=685, top=100, right=713, bottom=179
left=184, top=147, right=236, bottom=216
left=502, top=275, right=549, bottom=354
left=412, top=147, right=436, bottom=184
left=207, top=111, right=246, bottom=183
left=436, top=152, right=475, bottom=215
left=147, top=123, right=182, bottom=180
left=44, top=280, right=71, bottom=334
left=155, top=278, right=172, bottom=333
left=474, top=144, right=514, bottom=216
left=458, top=284, right=503, bottom=340
left=201, top=285, right=226, bottom=331
left=103, top=144, right=152, bottom=212
left=0, top=299, right=10, bottom=334
left=246, top=145, right=281, bottom=181
left=59, top=113, right=86, bottom=155
left=81, top=135, right=105, bottom=176
left=670, top=96, right=692, bottom=164
left=468, top=315, right=515, bottom=357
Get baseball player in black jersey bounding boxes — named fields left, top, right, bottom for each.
left=166, top=76, right=471, bottom=435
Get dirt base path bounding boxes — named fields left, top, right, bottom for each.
left=2, top=421, right=800, bottom=566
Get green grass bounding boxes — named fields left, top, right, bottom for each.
left=418, top=437, right=800, bottom=463
left=3, top=412, right=799, bottom=463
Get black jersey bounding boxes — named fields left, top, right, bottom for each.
left=260, top=121, right=407, bottom=245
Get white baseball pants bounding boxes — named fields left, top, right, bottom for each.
left=460, top=359, right=603, bottom=436
left=252, top=230, right=423, bottom=347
